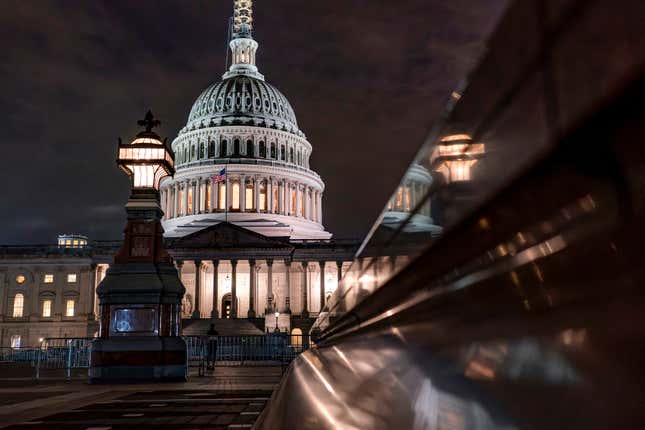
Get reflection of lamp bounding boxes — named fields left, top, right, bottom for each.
left=274, top=311, right=280, bottom=332
left=430, top=134, right=485, bottom=183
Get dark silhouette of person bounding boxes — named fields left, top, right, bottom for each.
left=207, top=324, right=219, bottom=370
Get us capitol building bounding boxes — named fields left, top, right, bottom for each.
left=0, top=1, right=363, bottom=348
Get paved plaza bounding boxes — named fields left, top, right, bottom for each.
left=0, top=367, right=282, bottom=429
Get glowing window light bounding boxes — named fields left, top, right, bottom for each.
left=67, top=273, right=77, bottom=283
left=245, top=184, right=254, bottom=210
left=219, top=183, right=227, bottom=209
left=291, top=189, right=297, bottom=214
left=10, top=335, right=20, bottom=349
left=16, top=275, right=25, bottom=284
left=259, top=182, right=267, bottom=210
left=13, top=294, right=24, bottom=317
left=272, top=187, right=279, bottom=213
left=232, top=182, right=241, bottom=209
left=187, top=188, right=194, bottom=215
left=65, top=299, right=75, bottom=317
left=44, top=274, right=54, bottom=283
left=205, top=184, right=211, bottom=211
left=42, top=300, right=52, bottom=317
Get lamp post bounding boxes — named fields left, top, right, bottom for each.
left=274, top=311, right=280, bottom=333
left=90, top=111, right=187, bottom=383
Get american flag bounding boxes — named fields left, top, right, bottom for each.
left=212, top=168, right=226, bottom=184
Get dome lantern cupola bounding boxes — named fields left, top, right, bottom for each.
left=224, top=0, right=264, bottom=81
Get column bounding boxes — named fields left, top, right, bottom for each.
left=278, top=180, right=284, bottom=215
left=266, top=259, right=273, bottom=314
left=183, top=181, right=189, bottom=216
left=248, top=260, right=256, bottom=318
left=231, top=260, right=238, bottom=318
left=173, top=183, right=179, bottom=218
left=319, top=261, right=326, bottom=312
left=211, top=260, right=219, bottom=318
left=305, top=188, right=311, bottom=220
left=89, top=264, right=96, bottom=320
left=196, top=177, right=202, bottom=213
left=337, top=261, right=343, bottom=285
left=240, top=175, right=246, bottom=212
left=254, top=177, right=260, bottom=213
left=211, top=179, right=218, bottom=212
left=226, top=174, right=232, bottom=211
left=267, top=178, right=273, bottom=214
left=301, top=262, right=309, bottom=318
left=193, top=260, right=202, bottom=319
left=193, top=180, right=199, bottom=214
left=318, top=192, right=323, bottom=224
left=284, top=260, right=291, bottom=314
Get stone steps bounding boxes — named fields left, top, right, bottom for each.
left=182, top=318, right=264, bottom=336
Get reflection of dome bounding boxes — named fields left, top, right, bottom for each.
left=184, top=76, right=303, bottom=138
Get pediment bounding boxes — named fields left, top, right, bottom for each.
left=167, top=222, right=292, bottom=250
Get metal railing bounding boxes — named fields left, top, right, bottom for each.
left=35, top=337, right=94, bottom=381
left=185, top=334, right=311, bottom=375
left=0, top=334, right=311, bottom=381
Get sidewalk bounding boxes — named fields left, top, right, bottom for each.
left=0, top=367, right=282, bottom=429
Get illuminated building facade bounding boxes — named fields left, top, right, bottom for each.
left=0, top=1, right=358, bottom=347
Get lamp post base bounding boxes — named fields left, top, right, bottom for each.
left=89, top=336, right=187, bottom=384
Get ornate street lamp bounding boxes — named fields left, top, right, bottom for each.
left=274, top=311, right=280, bottom=333
left=90, top=111, right=187, bottom=383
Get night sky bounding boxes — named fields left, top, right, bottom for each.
left=0, top=0, right=507, bottom=244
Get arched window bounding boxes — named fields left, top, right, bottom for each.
left=220, top=140, right=228, bottom=157
left=246, top=139, right=254, bottom=157
left=291, top=188, right=297, bottom=214
left=270, top=143, right=276, bottom=159
left=297, top=150, right=302, bottom=166
left=199, top=142, right=205, bottom=160
left=13, top=293, right=24, bottom=318
left=191, top=144, right=196, bottom=161
left=259, top=141, right=266, bottom=158
left=233, top=139, right=240, bottom=157
left=183, top=148, right=188, bottom=163
left=289, top=147, right=294, bottom=163
left=280, top=145, right=286, bottom=161
left=208, top=141, right=216, bottom=158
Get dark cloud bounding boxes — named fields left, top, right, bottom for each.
left=0, top=0, right=507, bottom=244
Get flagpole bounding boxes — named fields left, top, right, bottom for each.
left=225, top=167, right=228, bottom=223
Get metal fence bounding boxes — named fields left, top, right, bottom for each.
left=0, top=334, right=311, bottom=381
left=185, top=334, right=311, bottom=375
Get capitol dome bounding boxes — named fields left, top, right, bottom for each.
left=185, top=76, right=303, bottom=138
left=159, top=3, right=331, bottom=240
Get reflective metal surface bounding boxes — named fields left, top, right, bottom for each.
left=257, top=0, right=645, bottom=428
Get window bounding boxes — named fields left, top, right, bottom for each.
left=44, top=274, right=54, bottom=283
left=13, top=294, right=24, bottom=317
left=259, top=141, right=266, bottom=158
left=233, top=139, right=240, bottom=156
left=280, top=145, right=286, bottom=161
left=187, top=187, right=193, bottom=215
left=178, top=189, right=185, bottom=215
left=273, top=187, right=279, bottom=213
left=220, top=140, right=228, bottom=157
left=15, top=275, right=25, bottom=284
left=289, top=147, right=294, bottom=163
left=246, top=140, right=254, bottom=157
left=219, top=183, right=226, bottom=210
left=67, top=273, right=77, bottom=283
left=245, top=183, right=254, bottom=210
left=42, top=300, right=52, bottom=318
left=208, top=141, right=216, bottom=158
left=291, top=189, right=297, bottom=215
left=260, top=182, right=267, bottom=211
left=199, top=142, right=205, bottom=159
left=205, top=183, right=211, bottom=212
left=291, top=328, right=303, bottom=349
left=10, top=335, right=21, bottom=349
left=270, top=143, right=276, bottom=159
left=65, top=300, right=75, bottom=317
left=232, top=182, right=240, bottom=210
